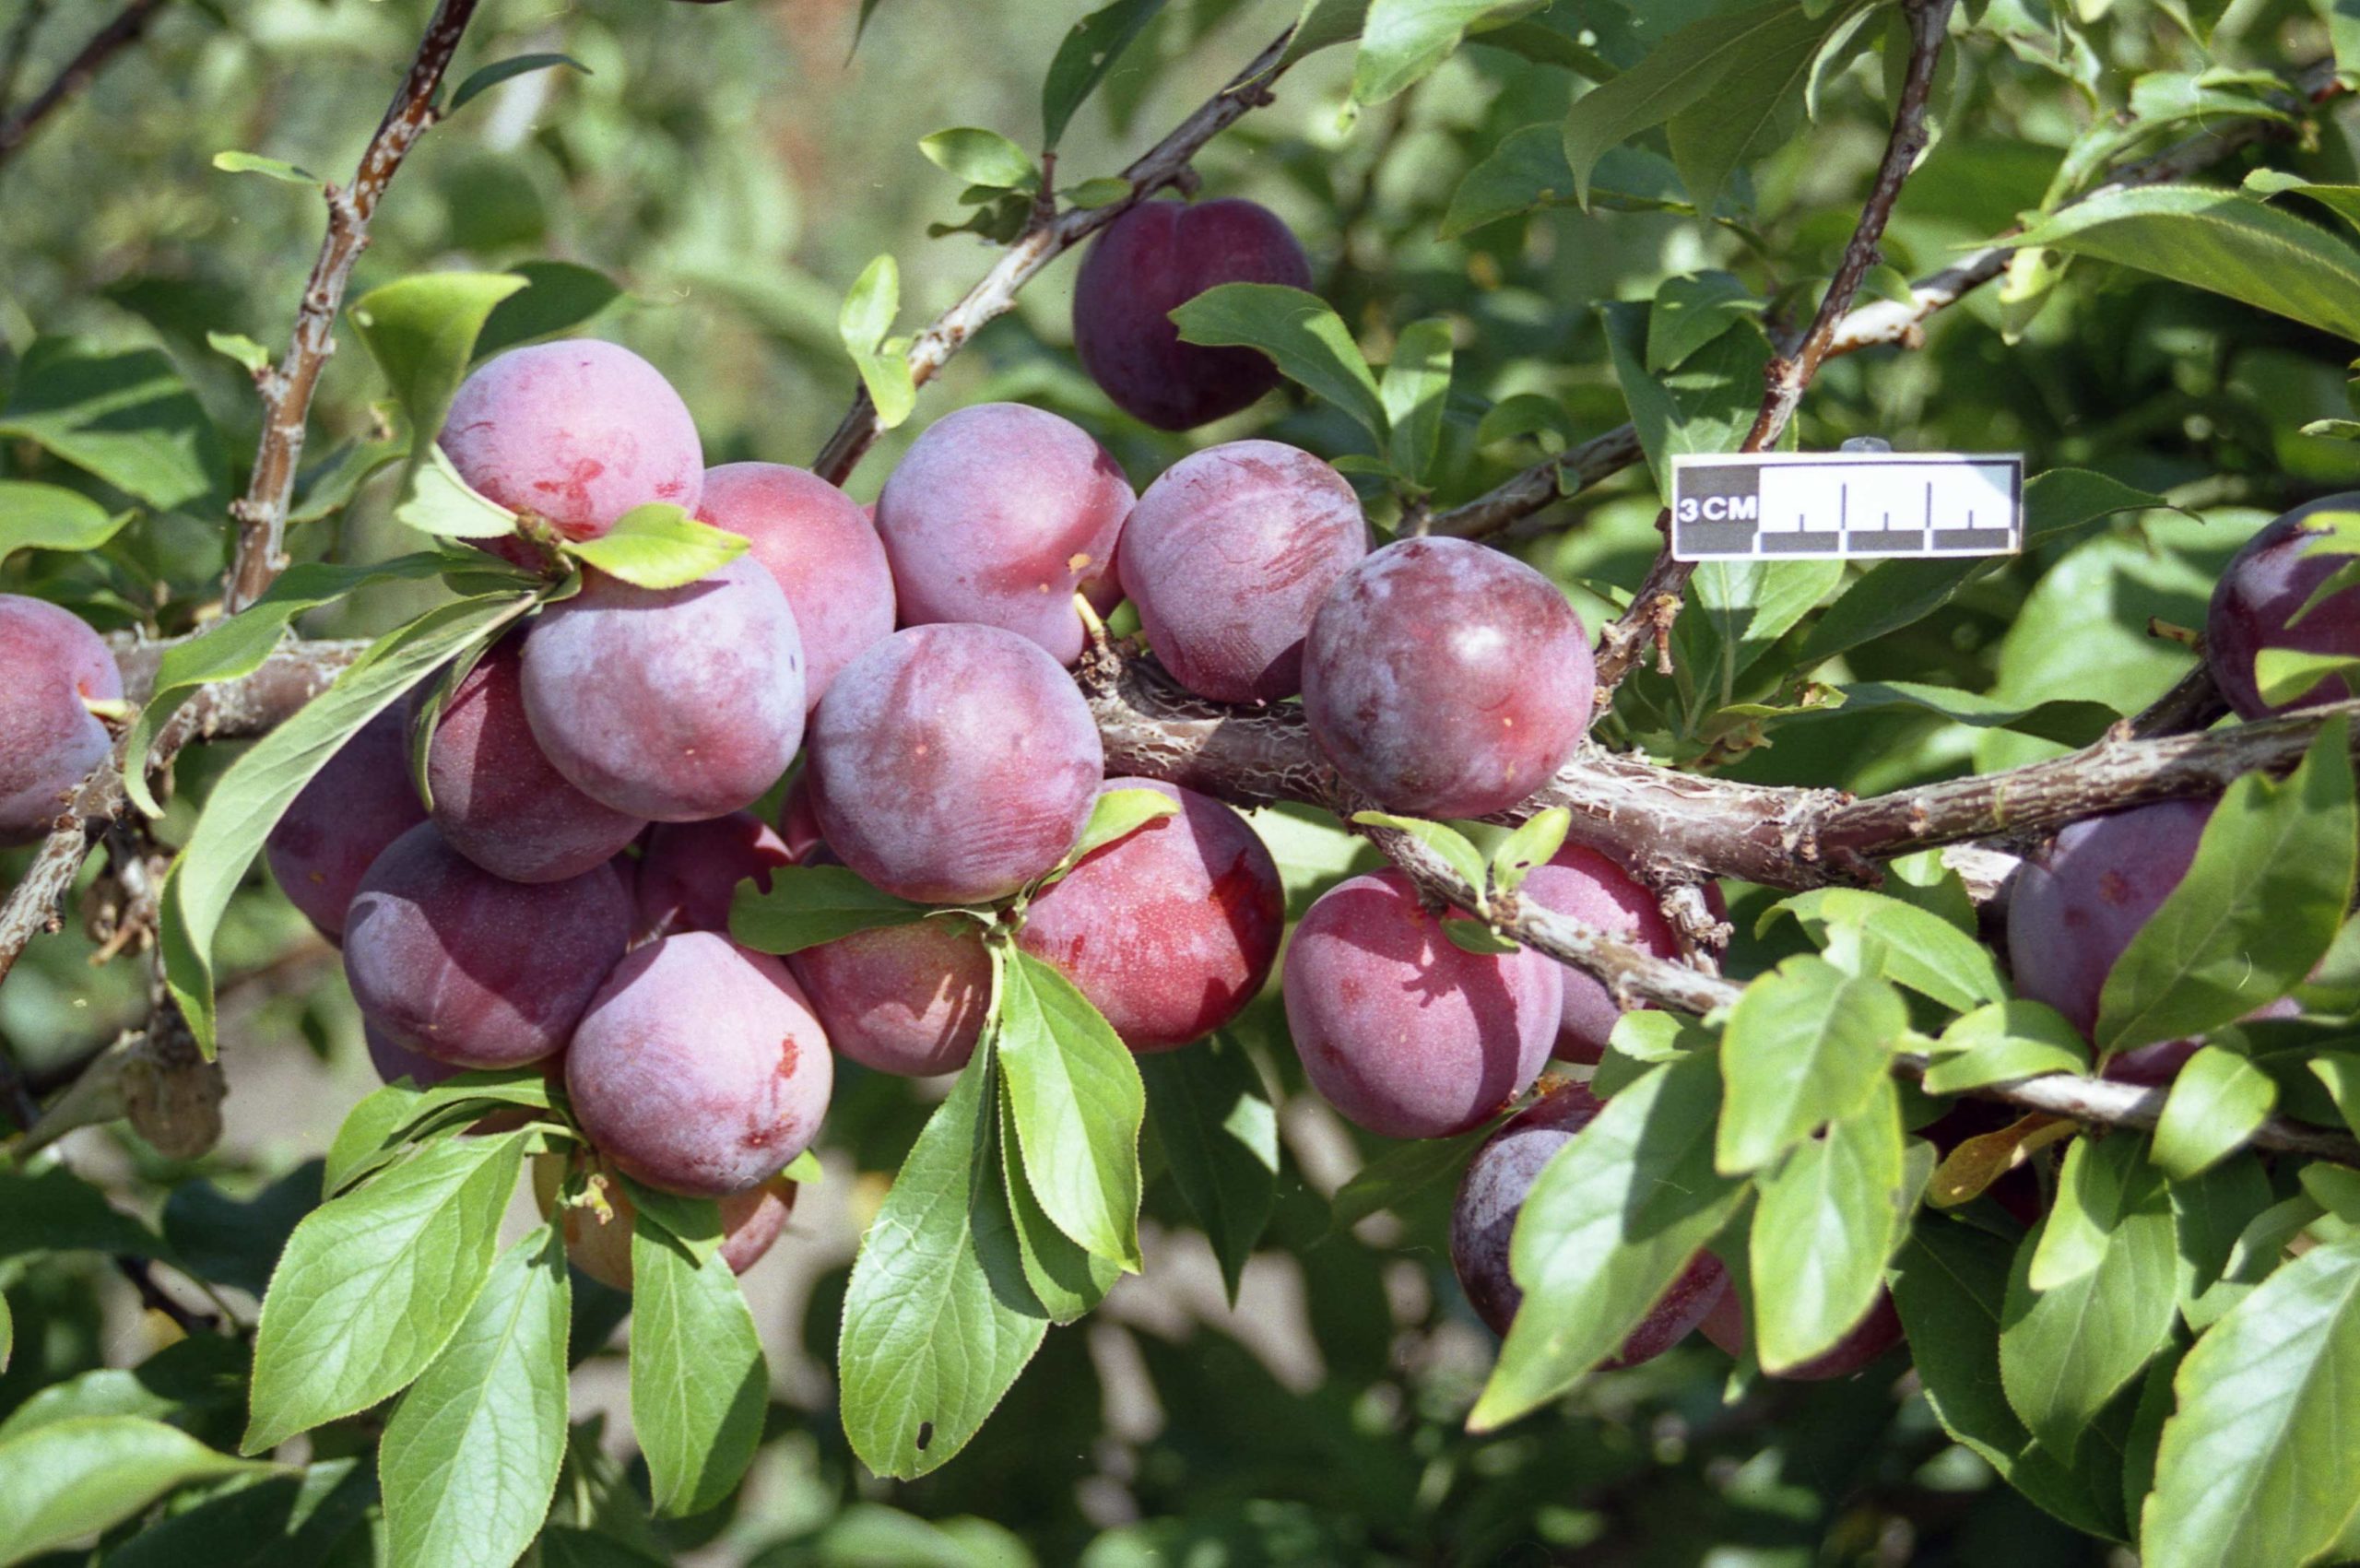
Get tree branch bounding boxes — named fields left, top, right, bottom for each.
left=0, top=0, right=167, bottom=171
left=808, top=25, right=1301, bottom=484
left=1429, top=54, right=2342, bottom=548
left=223, top=0, right=482, bottom=611
left=1590, top=0, right=1958, bottom=695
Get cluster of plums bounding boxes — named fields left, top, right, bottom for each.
left=10, top=193, right=2360, bottom=1362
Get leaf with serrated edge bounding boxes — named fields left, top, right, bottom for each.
left=1062, top=788, right=1180, bottom=868
left=1171, top=284, right=1387, bottom=440
left=1139, top=1036, right=1277, bottom=1303
left=1717, top=956, right=1906, bottom=1175
left=1752, top=1077, right=1906, bottom=1372
left=244, top=1130, right=529, bottom=1454
left=562, top=503, right=747, bottom=590
left=1924, top=1000, right=2090, bottom=1095
left=1041, top=0, right=1166, bottom=149
left=0, top=1416, right=266, bottom=1562
left=729, top=865, right=935, bottom=955
left=998, top=1089, right=1117, bottom=1324
left=997, top=950, right=1144, bottom=1268
left=629, top=1215, right=765, bottom=1515
left=1350, top=811, right=1488, bottom=902
left=1490, top=808, right=1570, bottom=895
left=1763, top=889, right=2007, bottom=1013
left=381, top=1226, right=568, bottom=1568
left=2151, top=1047, right=2277, bottom=1182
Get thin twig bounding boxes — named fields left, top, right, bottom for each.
left=1429, top=55, right=2342, bottom=547
left=1591, top=0, right=1958, bottom=696
left=808, top=24, right=1299, bottom=483
left=0, top=0, right=166, bottom=171
left=223, top=0, right=482, bottom=610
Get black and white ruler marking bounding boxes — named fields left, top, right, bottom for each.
left=1670, top=453, right=2024, bottom=562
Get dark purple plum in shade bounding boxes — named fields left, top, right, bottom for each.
left=0, top=595, right=123, bottom=847
left=1700, top=1285, right=1905, bottom=1381
left=1450, top=1083, right=1728, bottom=1363
left=790, top=916, right=994, bottom=1078
left=634, top=810, right=795, bottom=941
left=872, top=403, right=1136, bottom=666
left=363, top=1019, right=463, bottom=1090
left=1302, top=536, right=1595, bottom=820
left=1282, top=868, right=1562, bottom=1140
left=697, top=462, right=897, bottom=712
left=532, top=1153, right=795, bottom=1292
left=1520, top=845, right=1683, bottom=1065
left=414, top=635, right=647, bottom=885
left=565, top=932, right=833, bottom=1198
left=1116, top=441, right=1368, bottom=704
left=342, top=823, right=631, bottom=1068
left=520, top=557, right=805, bottom=822
left=2004, top=797, right=2215, bottom=1040
left=1017, top=779, right=1285, bottom=1052
left=1071, top=197, right=1314, bottom=431
left=439, top=340, right=703, bottom=541
left=2206, top=492, right=2360, bottom=718
left=807, top=623, right=1103, bottom=904
left=264, top=709, right=429, bottom=943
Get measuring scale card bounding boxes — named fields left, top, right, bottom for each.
left=1670, top=453, right=2024, bottom=561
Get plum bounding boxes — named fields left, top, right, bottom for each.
left=531, top=1152, right=794, bottom=1291
left=565, top=931, right=833, bottom=1197
left=1450, top=1083, right=1727, bottom=1362
left=521, top=557, right=804, bottom=821
left=1282, top=868, right=1561, bottom=1139
left=1115, top=441, right=1367, bottom=703
left=1303, top=536, right=1594, bottom=819
left=1071, top=197, right=1314, bottom=430
left=2005, top=798, right=2214, bottom=1039
left=635, top=810, right=794, bottom=940
left=1700, top=1287, right=1906, bottom=1381
left=414, top=635, right=646, bottom=885
left=697, top=462, right=896, bottom=711
left=807, top=623, right=1103, bottom=903
left=789, top=916, right=994, bottom=1078
left=872, top=403, right=1134, bottom=666
left=1519, top=845, right=1682, bottom=1064
left=2206, top=492, right=2360, bottom=718
left=0, top=595, right=123, bottom=846
left=363, top=1020, right=463, bottom=1090
left=439, top=340, right=702, bottom=541
left=1017, top=778, right=1283, bottom=1051
left=342, top=823, right=631, bottom=1067
left=265, top=709, right=428, bottom=941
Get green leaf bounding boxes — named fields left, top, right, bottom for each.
left=1443, top=128, right=1686, bottom=238
left=918, top=127, right=1037, bottom=190
left=1561, top=1, right=1837, bottom=207
left=2256, top=647, right=2360, bottom=707
left=0, top=480, right=130, bottom=558
left=1348, top=811, right=1488, bottom=903
left=206, top=330, right=272, bottom=374
left=1379, top=317, right=1453, bottom=484
left=1139, top=1035, right=1278, bottom=1304
left=1170, top=283, right=1387, bottom=442
left=729, top=864, right=935, bottom=955
left=1062, top=176, right=1132, bottom=207
left=2000, top=1135, right=2177, bottom=1460
left=629, top=1216, right=766, bottom=1516
left=997, top=1090, right=1118, bottom=1324
left=2171, top=1151, right=2275, bottom=1331
left=1889, top=1218, right=2125, bottom=1539
left=323, top=1081, right=429, bottom=1197
left=446, top=53, right=588, bottom=113
left=0, top=1416, right=266, bottom=1566
left=164, top=1163, right=323, bottom=1298
left=838, top=254, right=917, bottom=431
left=2150, top=1047, right=2278, bottom=1182
left=244, top=1130, right=529, bottom=1454
left=163, top=592, right=539, bottom=1054
left=387, top=444, right=520, bottom=542
left=612, top=1176, right=726, bottom=1266
left=0, top=1337, right=245, bottom=1444
left=1490, top=808, right=1571, bottom=896
left=1923, top=1000, right=2090, bottom=1095
left=839, top=1050, right=1047, bottom=1480
left=351, top=271, right=527, bottom=460
left=1470, top=1051, right=1747, bottom=1429
left=1598, top=301, right=1770, bottom=503
left=1762, top=888, right=2007, bottom=1013
left=97, top=1458, right=374, bottom=1568
left=2008, top=186, right=2360, bottom=346
left=1326, top=1120, right=1496, bottom=1233
left=1472, top=18, right=1614, bottom=79
left=1717, top=956, right=1906, bottom=1175
left=1063, top=786, right=1181, bottom=867
left=562, top=502, right=747, bottom=589
left=1042, top=0, right=1165, bottom=149
left=0, top=338, right=227, bottom=511
left=1750, top=1077, right=1907, bottom=1373
left=1801, top=468, right=2168, bottom=663
left=381, top=1226, right=569, bottom=1568
left=2142, top=1235, right=2360, bottom=1568
left=1647, top=271, right=1762, bottom=372
left=475, top=261, right=626, bottom=359
left=212, top=149, right=318, bottom=184
left=0, top=1165, right=171, bottom=1264
left=1351, top=0, right=1544, bottom=104
left=2097, top=717, right=2358, bottom=1051
left=1811, top=681, right=2121, bottom=747
left=997, top=949, right=1144, bottom=1268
